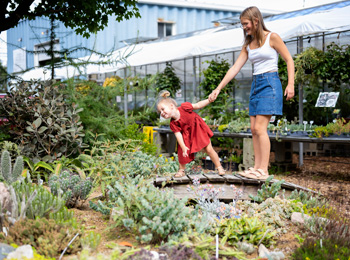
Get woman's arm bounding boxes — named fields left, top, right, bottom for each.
left=174, top=132, right=189, bottom=157
left=208, top=47, right=248, bottom=102
left=270, top=33, right=295, bottom=101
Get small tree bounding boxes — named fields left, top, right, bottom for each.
left=200, top=59, right=236, bottom=122
left=155, top=62, right=182, bottom=97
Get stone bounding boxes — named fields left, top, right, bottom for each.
left=258, top=244, right=285, bottom=260
left=291, top=212, right=311, bottom=224
left=258, top=244, right=270, bottom=258
left=0, top=183, right=12, bottom=213
left=6, top=245, right=33, bottom=260
left=0, top=243, right=15, bottom=260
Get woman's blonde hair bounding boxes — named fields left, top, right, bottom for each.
left=156, top=90, right=177, bottom=111
left=240, top=6, right=270, bottom=48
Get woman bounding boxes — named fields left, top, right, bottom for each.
left=209, top=6, right=295, bottom=180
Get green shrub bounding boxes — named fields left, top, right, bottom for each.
left=0, top=218, right=83, bottom=258
left=0, top=80, right=86, bottom=162
left=93, top=176, right=200, bottom=244
left=217, top=215, right=276, bottom=247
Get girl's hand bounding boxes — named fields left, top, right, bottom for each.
left=182, top=146, right=190, bottom=157
left=284, top=84, right=295, bottom=101
left=208, top=88, right=220, bottom=102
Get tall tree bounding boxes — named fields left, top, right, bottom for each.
left=1, top=0, right=141, bottom=37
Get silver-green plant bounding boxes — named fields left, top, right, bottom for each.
left=249, top=175, right=285, bottom=203
left=11, top=181, right=68, bottom=220
left=1, top=150, right=23, bottom=184
left=49, top=169, right=93, bottom=208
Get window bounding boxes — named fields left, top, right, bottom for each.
left=34, top=39, right=60, bottom=67
left=158, top=21, right=174, bottom=38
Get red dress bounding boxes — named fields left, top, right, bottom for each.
left=170, top=102, right=213, bottom=164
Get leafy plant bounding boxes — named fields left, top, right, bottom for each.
left=0, top=80, right=86, bottom=162
left=200, top=59, right=236, bottom=123
left=155, top=62, right=182, bottom=97
left=217, top=215, right=276, bottom=247
left=249, top=175, right=285, bottom=203
left=96, top=176, right=200, bottom=244
left=0, top=218, right=83, bottom=258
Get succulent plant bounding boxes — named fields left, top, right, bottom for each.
left=0, top=150, right=23, bottom=184
left=49, top=169, right=93, bottom=208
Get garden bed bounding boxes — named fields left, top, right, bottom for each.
left=64, top=155, right=350, bottom=259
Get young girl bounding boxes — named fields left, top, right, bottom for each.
left=209, top=6, right=295, bottom=180
left=157, top=90, right=225, bottom=177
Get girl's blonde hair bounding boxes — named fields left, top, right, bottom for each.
left=156, top=90, right=177, bottom=111
left=240, top=6, right=270, bottom=48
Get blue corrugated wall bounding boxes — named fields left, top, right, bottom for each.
left=7, top=3, right=237, bottom=74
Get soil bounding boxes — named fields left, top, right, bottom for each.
left=65, top=155, right=350, bottom=259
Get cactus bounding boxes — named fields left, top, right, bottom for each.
left=49, top=169, right=93, bottom=208
left=1, top=150, right=23, bottom=184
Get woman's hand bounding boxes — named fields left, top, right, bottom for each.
left=209, top=88, right=220, bottom=102
left=182, top=146, right=190, bottom=157
left=284, top=84, right=295, bottom=101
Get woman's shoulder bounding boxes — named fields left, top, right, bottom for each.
left=269, top=32, right=282, bottom=41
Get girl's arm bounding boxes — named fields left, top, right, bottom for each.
left=192, top=98, right=211, bottom=110
left=270, top=33, right=295, bottom=101
left=174, top=132, right=189, bottom=157
left=209, top=47, right=248, bottom=102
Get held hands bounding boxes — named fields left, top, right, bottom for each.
left=284, top=84, right=295, bottom=101
left=182, top=146, right=190, bottom=158
left=208, top=88, right=220, bottom=102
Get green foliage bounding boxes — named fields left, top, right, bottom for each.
left=279, top=43, right=350, bottom=124
left=200, top=59, right=236, bottom=122
left=292, top=237, right=350, bottom=260
left=96, top=176, right=199, bottom=244
left=166, top=231, right=248, bottom=260
left=320, top=42, right=350, bottom=90
left=80, top=231, right=102, bottom=251
left=0, top=218, right=83, bottom=258
left=64, top=80, right=159, bottom=150
left=226, top=118, right=250, bottom=133
left=288, top=189, right=329, bottom=217
left=2, top=0, right=140, bottom=38
left=249, top=175, right=285, bottom=203
left=0, top=150, right=23, bottom=184
left=238, top=197, right=303, bottom=231
left=49, top=169, right=93, bottom=207
left=155, top=62, right=182, bottom=97
left=12, top=181, right=70, bottom=220
left=217, top=215, right=276, bottom=247
left=0, top=80, right=86, bottom=162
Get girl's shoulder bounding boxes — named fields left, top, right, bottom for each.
left=180, top=102, right=193, bottom=112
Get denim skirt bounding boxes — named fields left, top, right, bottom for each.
left=249, top=71, right=283, bottom=116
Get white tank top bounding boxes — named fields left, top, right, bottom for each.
left=247, top=33, right=279, bottom=75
